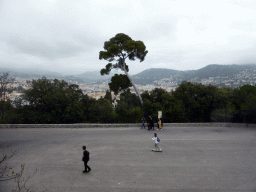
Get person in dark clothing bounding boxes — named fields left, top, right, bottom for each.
left=146, top=116, right=151, bottom=130
left=148, top=116, right=154, bottom=131
left=147, top=121, right=151, bottom=130
left=150, top=117, right=155, bottom=131
left=141, top=116, right=146, bottom=129
left=82, top=146, right=91, bottom=173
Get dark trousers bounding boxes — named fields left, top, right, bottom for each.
left=83, top=161, right=91, bottom=172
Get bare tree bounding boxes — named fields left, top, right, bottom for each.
left=0, top=149, right=19, bottom=181
left=0, top=148, right=47, bottom=192
left=0, top=72, right=15, bottom=101
left=0, top=72, right=15, bottom=121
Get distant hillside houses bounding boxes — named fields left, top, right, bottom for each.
left=2, top=64, right=256, bottom=102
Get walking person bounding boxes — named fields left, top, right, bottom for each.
left=141, top=116, right=146, bottom=129
left=152, top=133, right=161, bottom=151
left=82, top=146, right=91, bottom=173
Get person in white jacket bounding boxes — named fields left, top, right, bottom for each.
left=152, top=133, right=161, bottom=151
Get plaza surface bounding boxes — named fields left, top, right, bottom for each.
left=0, top=126, right=256, bottom=192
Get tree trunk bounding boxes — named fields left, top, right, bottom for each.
left=123, top=68, right=143, bottom=106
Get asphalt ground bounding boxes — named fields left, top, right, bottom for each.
left=0, top=126, right=256, bottom=192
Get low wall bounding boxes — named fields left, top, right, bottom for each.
left=0, top=123, right=256, bottom=128
left=165, top=123, right=256, bottom=127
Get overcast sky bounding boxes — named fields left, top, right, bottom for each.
left=1, top=0, right=256, bottom=75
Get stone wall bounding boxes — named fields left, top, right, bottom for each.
left=0, top=123, right=256, bottom=128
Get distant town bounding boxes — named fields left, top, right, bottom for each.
left=6, top=76, right=162, bottom=102
left=4, top=64, right=256, bottom=102
left=154, top=68, right=256, bottom=89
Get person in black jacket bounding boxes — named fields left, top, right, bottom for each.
left=149, top=116, right=154, bottom=131
left=151, top=117, right=155, bottom=131
left=82, top=146, right=91, bottom=173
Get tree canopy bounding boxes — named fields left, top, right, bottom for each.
left=3, top=76, right=256, bottom=124
left=109, top=74, right=132, bottom=95
left=99, top=33, right=148, bottom=105
left=21, top=78, right=84, bottom=123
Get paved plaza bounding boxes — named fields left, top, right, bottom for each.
left=0, top=126, right=256, bottom=192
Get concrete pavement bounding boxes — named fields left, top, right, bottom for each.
left=0, top=126, right=256, bottom=191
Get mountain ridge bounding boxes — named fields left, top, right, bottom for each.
left=1, top=64, right=256, bottom=85
left=130, top=64, right=256, bottom=85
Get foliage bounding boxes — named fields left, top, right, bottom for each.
left=232, top=85, right=256, bottom=123
left=99, top=33, right=148, bottom=71
left=20, top=78, right=84, bottom=123
left=0, top=100, right=13, bottom=123
left=141, top=88, right=187, bottom=122
left=109, top=74, right=132, bottom=95
left=211, top=108, right=234, bottom=122
left=0, top=72, right=15, bottom=121
left=173, top=82, right=217, bottom=122
left=99, top=33, right=148, bottom=105
left=114, top=89, right=141, bottom=123
left=115, top=101, right=128, bottom=123
left=160, top=94, right=187, bottom=123
left=120, top=89, right=140, bottom=110
left=3, top=76, right=256, bottom=124
left=85, top=98, right=115, bottom=123
left=126, top=107, right=144, bottom=123
left=104, top=89, right=112, bottom=103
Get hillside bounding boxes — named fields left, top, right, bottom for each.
left=2, top=64, right=256, bottom=86
left=131, top=64, right=256, bottom=85
left=183, top=64, right=256, bottom=80
left=131, top=68, right=182, bottom=85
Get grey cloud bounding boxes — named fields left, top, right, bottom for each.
left=233, top=47, right=256, bottom=65
left=1, top=0, right=256, bottom=75
left=129, top=16, right=176, bottom=43
left=7, top=37, right=85, bottom=60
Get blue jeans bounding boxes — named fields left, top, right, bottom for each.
left=141, top=121, right=145, bottom=128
